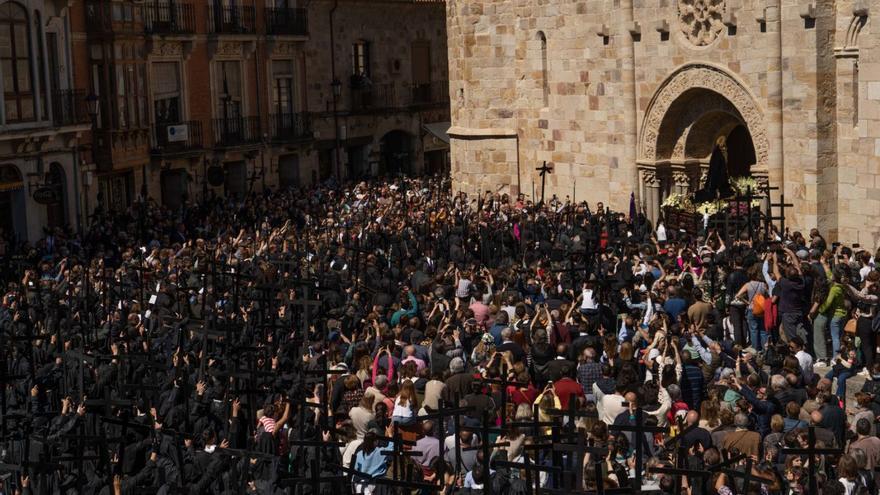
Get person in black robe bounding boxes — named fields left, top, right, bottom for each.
left=694, top=137, right=734, bottom=203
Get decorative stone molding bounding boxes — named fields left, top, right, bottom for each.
left=628, top=22, right=641, bottom=36
left=156, top=41, right=182, bottom=56
left=843, top=13, right=869, bottom=51
left=799, top=3, right=816, bottom=21
left=147, top=39, right=194, bottom=60
left=640, top=168, right=659, bottom=186
left=268, top=40, right=298, bottom=56
left=208, top=40, right=256, bottom=59
left=672, top=168, right=690, bottom=187
left=596, top=24, right=611, bottom=38
left=678, top=0, right=726, bottom=46
left=655, top=20, right=670, bottom=35
left=639, top=63, right=770, bottom=171
left=722, top=10, right=737, bottom=28
left=853, top=0, right=869, bottom=17
left=755, top=8, right=766, bottom=24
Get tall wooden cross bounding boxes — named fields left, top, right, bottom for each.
left=769, top=193, right=794, bottom=240
left=607, top=407, right=666, bottom=492
left=536, top=161, right=553, bottom=205
left=781, top=426, right=843, bottom=495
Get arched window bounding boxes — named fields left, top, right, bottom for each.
left=0, top=2, right=34, bottom=122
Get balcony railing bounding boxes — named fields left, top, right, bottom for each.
left=51, top=89, right=90, bottom=127
left=265, top=7, right=308, bottom=36
left=269, top=112, right=311, bottom=142
left=145, top=2, right=196, bottom=35
left=351, top=84, right=401, bottom=112
left=152, top=120, right=204, bottom=154
left=207, top=5, right=255, bottom=34
left=85, top=1, right=143, bottom=33
left=348, top=81, right=450, bottom=112
left=212, top=116, right=261, bottom=147
left=410, top=81, right=450, bottom=106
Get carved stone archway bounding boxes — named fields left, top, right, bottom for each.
left=638, top=63, right=770, bottom=222
left=640, top=63, right=769, bottom=166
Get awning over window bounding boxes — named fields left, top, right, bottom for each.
left=422, top=122, right=450, bottom=144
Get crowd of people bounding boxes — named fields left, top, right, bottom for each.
left=1, top=175, right=880, bottom=495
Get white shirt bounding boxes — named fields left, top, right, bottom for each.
left=796, top=350, right=813, bottom=374
left=593, top=383, right=627, bottom=425
left=392, top=397, right=414, bottom=418
left=580, top=289, right=598, bottom=310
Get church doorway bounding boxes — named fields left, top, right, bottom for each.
left=638, top=64, right=771, bottom=222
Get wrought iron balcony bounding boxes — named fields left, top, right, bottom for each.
left=151, top=120, right=204, bottom=154
left=145, top=2, right=196, bottom=35
left=265, top=7, right=308, bottom=36
left=85, top=1, right=143, bottom=34
left=409, top=81, right=450, bottom=106
left=212, top=116, right=261, bottom=147
left=51, top=89, right=90, bottom=127
left=350, top=83, right=400, bottom=112
left=207, top=5, right=256, bottom=34
left=269, top=112, right=312, bottom=142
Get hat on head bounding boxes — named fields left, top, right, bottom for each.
left=796, top=249, right=809, bottom=260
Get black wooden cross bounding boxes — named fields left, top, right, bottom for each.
left=536, top=161, right=553, bottom=205
left=607, top=407, right=666, bottom=492
left=481, top=376, right=527, bottom=428
left=380, top=426, right=424, bottom=488
left=414, top=403, right=473, bottom=486
left=781, top=426, right=843, bottom=495
left=493, top=451, right=564, bottom=495
left=457, top=410, right=516, bottom=495
left=769, top=193, right=793, bottom=241
left=280, top=435, right=346, bottom=495
left=552, top=431, right=609, bottom=492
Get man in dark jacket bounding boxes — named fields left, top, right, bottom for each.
left=735, top=379, right=777, bottom=437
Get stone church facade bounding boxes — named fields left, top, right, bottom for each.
left=446, top=0, right=877, bottom=243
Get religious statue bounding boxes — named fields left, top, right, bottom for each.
left=693, top=135, right=733, bottom=203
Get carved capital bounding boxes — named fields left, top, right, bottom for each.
left=672, top=169, right=690, bottom=187
left=641, top=168, right=659, bottom=187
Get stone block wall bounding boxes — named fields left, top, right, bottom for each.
left=448, top=0, right=880, bottom=243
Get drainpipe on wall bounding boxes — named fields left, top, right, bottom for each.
left=330, top=0, right=342, bottom=181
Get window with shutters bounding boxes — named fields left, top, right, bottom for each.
left=0, top=2, right=34, bottom=123
left=152, top=61, right=181, bottom=124
left=352, top=41, right=369, bottom=78
left=214, top=60, right=242, bottom=119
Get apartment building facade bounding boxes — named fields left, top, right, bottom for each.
left=0, top=0, right=90, bottom=244
left=67, top=0, right=449, bottom=224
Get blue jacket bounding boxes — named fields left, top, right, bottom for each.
left=390, top=292, right=419, bottom=327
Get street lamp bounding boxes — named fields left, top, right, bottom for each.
left=331, top=79, right=342, bottom=181
left=85, top=92, right=99, bottom=121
